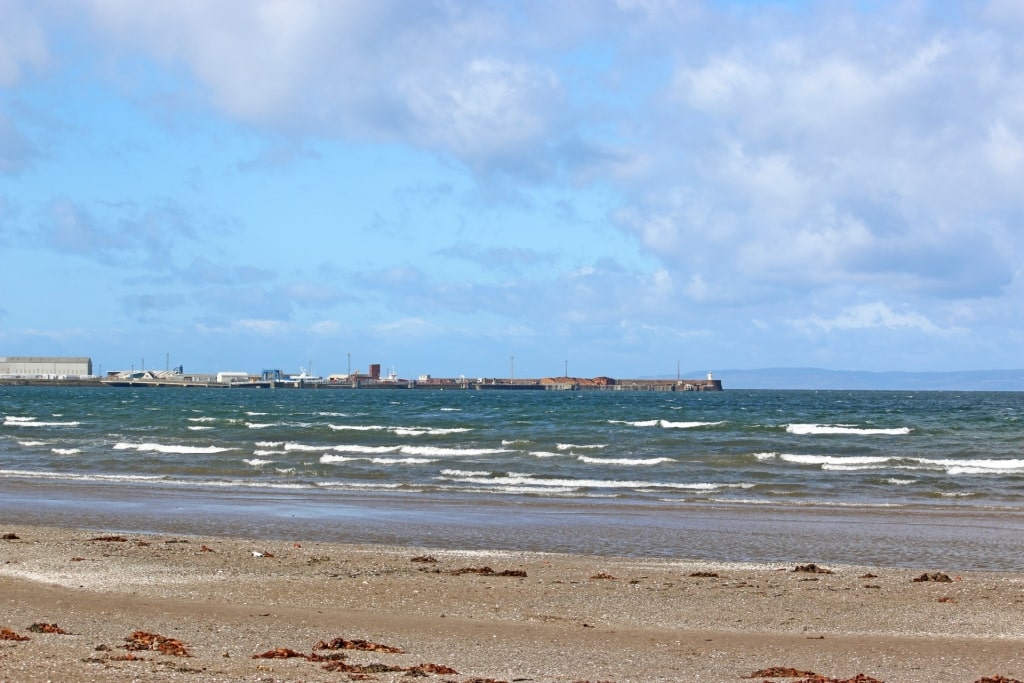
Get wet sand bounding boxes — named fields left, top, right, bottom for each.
left=5, top=481, right=1024, bottom=571
left=2, top=524, right=1024, bottom=683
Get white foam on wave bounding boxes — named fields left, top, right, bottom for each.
left=245, top=411, right=268, bottom=416
left=114, top=442, right=234, bottom=455
left=4, top=416, right=81, bottom=427
left=188, top=426, right=214, bottom=431
left=187, top=416, right=218, bottom=423
left=556, top=443, right=606, bottom=451
left=320, top=454, right=436, bottom=465
left=255, top=441, right=284, bottom=447
left=753, top=452, right=778, bottom=460
left=394, top=427, right=472, bottom=436
left=440, top=469, right=493, bottom=477
left=370, top=457, right=436, bottom=465
left=400, top=445, right=510, bottom=457
left=436, top=471, right=734, bottom=491
left=440, top=407, right=461, bottom=412
left=0, top=468, right=164, bottom=483
left=52, top=448, right=80, bottom=455
left=320, top=455, right=356, bottom=463
left=660, top=420, right=726, bottom=429
left=775, top=453, right=1024, bottom=476
left=243, top=458, right=272, bottom=467
left=17, top=440, right=46, bottom=447
left=317, top=482, right=404, bottom=491
left=611, top=419, right=659, bottom=427
left=530, top=450, right=561, bottom=458
left=332, top=444, right=402, bottom=454
left=283, top=442, right=327, bottom=452
left=943, top=461, right=1024, bottom=475
left=786, top=423, right=911, bottom=436
left=252, top=449, right=285, bottom=456
left=609, top=419, right=724, bottom=429
left=330, top=424, right=472, bottom=436
left=577, top=455, right=675, bottom=466
left=781, top=454, right=894, bottom=466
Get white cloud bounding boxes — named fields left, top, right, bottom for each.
left=372, top=317, right=444, bottom=338
left=400, top=58, right=562, bottom=173
left=795, top=302, right=943, bottom=334
left=0, top=0, right=50, bottom=86
left=985, top=121, right=1024, bottom=176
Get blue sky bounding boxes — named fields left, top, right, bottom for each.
left=1, top=0, right=1022, bottom=379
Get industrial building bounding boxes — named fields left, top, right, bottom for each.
left=0, top=356, right=93, bottom=378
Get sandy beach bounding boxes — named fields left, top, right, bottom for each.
left=2, top=524, right=1023, bottom=682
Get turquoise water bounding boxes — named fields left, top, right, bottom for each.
left=2, top=386, right=1023, bottom=568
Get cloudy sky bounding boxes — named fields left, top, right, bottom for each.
left=1, top=0, right=1022, bottom=379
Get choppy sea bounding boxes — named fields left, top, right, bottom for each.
left=2, top=386, right=1023, bottom=569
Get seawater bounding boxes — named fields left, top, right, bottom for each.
left=2, top=386, right=1023, bottom=569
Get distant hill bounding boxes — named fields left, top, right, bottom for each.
left=701, top=368, right=1024, bottom=391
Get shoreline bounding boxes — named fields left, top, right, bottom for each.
left=2, top=523, right=1023, bottom=682
left=3, top=480, right=1024, bottom=571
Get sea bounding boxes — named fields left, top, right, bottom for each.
left=2, top=385, right=1023, bottom=570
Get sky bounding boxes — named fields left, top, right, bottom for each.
left=1, top=0, right=1023, bottom=380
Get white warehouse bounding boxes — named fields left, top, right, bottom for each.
left=0, top=356, right=93, bottom=378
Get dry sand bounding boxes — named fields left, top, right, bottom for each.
left=2, top=524, right=1023, bottom=683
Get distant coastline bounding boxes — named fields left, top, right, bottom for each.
left=714, top=367, right=1024, bottom=392
left=4, top=367, right=1024, bottom=391
left=0, top=375, right=724, bottom=392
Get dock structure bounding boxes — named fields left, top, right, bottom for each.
left=90, top=374, right=723, bottom=391
left=3, top=364, right=722, bottom=391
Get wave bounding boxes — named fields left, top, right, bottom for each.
left=4, top=416, right=82, bottom=427
left=393, top=427, right=472, bottom=436
left=556, top=443, right=606, bottom=451
left=774, top=453, right=1024, bottom=476
left=52, top=448, right=81, bottom=455
left=330, top=424, right=472, bottom=436
left=243, top=458, right=273, bottom=467
left=399, top=445, right=510, bottom=457
left=786, top=423, right=911, bottom=435
left=577, top=456, right=676, bottom=466
left=17, top=440, right=46, bottom=447
left=439, top=469, right=493, bottom=477
left=0, top=469, right=165, bottom=483
left=529, top=451, right=561, bottom=458
left=331, top=444, right=402, bottom=454
left=283, top=442, right=329, bottom=452
left=436, top=471, right=743, bottom=491
left=609, top=419, right=724, bottom=429
left=188, top=426, right=214, bottom=431
left=114, top=442, right=234, bottom=455
left=781, top=454, right=894, bottom=466
left=319, top=454, right=436, bottom=465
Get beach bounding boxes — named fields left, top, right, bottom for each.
left=2, top=524, right=1023, bottom=683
